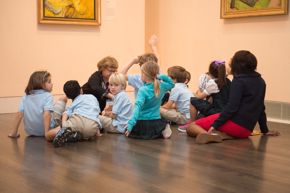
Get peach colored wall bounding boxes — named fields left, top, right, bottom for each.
left=0, top=0, right=144, bottom=97
left=145, top=0, right=290, bottom=103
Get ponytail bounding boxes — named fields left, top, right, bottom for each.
left=216, top=65, right=226, bottom=89
left=141, top=61, right=160, bottom=96
left=209, top=61, right=226, bottom=89
left=153, top=78, right=160, bottom=97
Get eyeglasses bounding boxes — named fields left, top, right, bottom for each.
left=106, top=68, right=117, bottom=73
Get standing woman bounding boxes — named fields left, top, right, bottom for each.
left=82, top=56, right=118, bottom=112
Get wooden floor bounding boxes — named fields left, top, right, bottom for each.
left=1, top=113, right=290, bottom=193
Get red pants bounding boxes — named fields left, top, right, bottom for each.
left=194, top=113, right=251, bottom=138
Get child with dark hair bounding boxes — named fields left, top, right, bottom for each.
left=160, top=66, right=193, bottom=129
left=187, top=50, right=280, bottom=144
left=52, top=80, right=102, bottom=147
left=189, top=60, right=231, bottom=120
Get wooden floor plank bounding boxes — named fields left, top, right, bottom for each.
left=0, top=113, right=290, bottom=193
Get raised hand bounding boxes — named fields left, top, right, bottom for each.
left=149, top=34, right=158, bottom=47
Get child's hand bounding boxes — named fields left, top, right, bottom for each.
left=207, top=127, right=215, bottom=134
left=149, top=34, right=158, bottom=47
left=8, top=133, right=20, bottom=138
left=125, top=130, right=130, bottom=137
left=264, top=130, right=280, bottom=136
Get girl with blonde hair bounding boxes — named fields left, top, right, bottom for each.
left=125, top=62, right=174, bottom=139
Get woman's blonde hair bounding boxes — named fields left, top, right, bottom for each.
left=97, top=56, right=119, bottom=72
left=109, top=73, right=127, bottom=89
left=25, top=71, right=51, bottom=95
left=141, top=61, right=160, bottom=97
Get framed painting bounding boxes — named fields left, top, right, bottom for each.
left=221, top=0, right=289, bottom=18
left=38, top=0, right=101, bottom=25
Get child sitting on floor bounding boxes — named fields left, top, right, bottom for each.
left=99, top=73, right=133, bottom=134
left=52, top=80, right=102, bottom=147
left=160, top=66, right=193, bottom=131
left=187, top=50, right=280, bottom=144
left=125, top=61, right=174, bottom=139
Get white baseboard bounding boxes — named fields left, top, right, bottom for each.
left=0, top=95, right=288, bottom=125
left=0, top=97, right=20, bottom=114
left=0, top=95, right=66, bottom=114
left=0, top=92, right=136, bottom=114
left=267, top=118, right=290, bottom=125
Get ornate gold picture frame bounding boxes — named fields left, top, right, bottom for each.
left=38, top=0, right=101, bottom=26
left=221, top=0, right=289, bottom=18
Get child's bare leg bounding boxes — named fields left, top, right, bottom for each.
left=189, top=104, right=197, bottom=121
left=96, top=129, right=102, bottom=137
left=162, top=124, right=172, bottom=139
left=186, top=123, right=207, bottom=137
left=58, top=96, right=68, bottom=103
left=45, top=126, right=61, bottom=141
left=187, top=124, right=223, bottom=144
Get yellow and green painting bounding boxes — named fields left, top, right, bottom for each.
left=44, top=0, right=95, bottom=19
left=230, top=0, right=281, bottom=10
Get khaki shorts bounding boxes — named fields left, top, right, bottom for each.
left=52, top=100, right=66, bottom=127
left=160, top=108, right=189, bottom=125
left=99, top=115, right=122, bottom=134
left=53, top=100, right=100, bottom=138
left=63, top=114, right=101, bottom=138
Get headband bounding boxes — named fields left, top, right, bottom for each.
left=214, top=60, right=225, bottom=65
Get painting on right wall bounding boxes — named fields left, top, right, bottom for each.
left=221, top=0, right=289, bottom=18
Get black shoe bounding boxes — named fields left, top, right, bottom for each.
left=67, top=131, right=82, bottom=143
left=53, top=127, right=74, bottom=148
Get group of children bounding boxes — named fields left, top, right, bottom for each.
left=8, top=50, right=280, bottom=147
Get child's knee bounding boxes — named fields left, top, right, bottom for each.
left=58, top=96, right=68, bottom=103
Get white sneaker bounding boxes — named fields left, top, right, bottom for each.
left=162, top=124, right=172, bottom=139
left=177, top=127, right=187, bottom=133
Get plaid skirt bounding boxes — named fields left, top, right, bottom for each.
left=129, top=119, right=167, bottom=140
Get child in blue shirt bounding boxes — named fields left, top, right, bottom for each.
left=8, top=71, right=61, bottom=140
left=99, top=73, right=133, bottom=133
left=125, top=61, right=175, bottom=139
left=160, top=66, right=193, bottom=129
left=52, top=80, right=102, bottom=147
left=122, top=53, right=158, bottom=98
